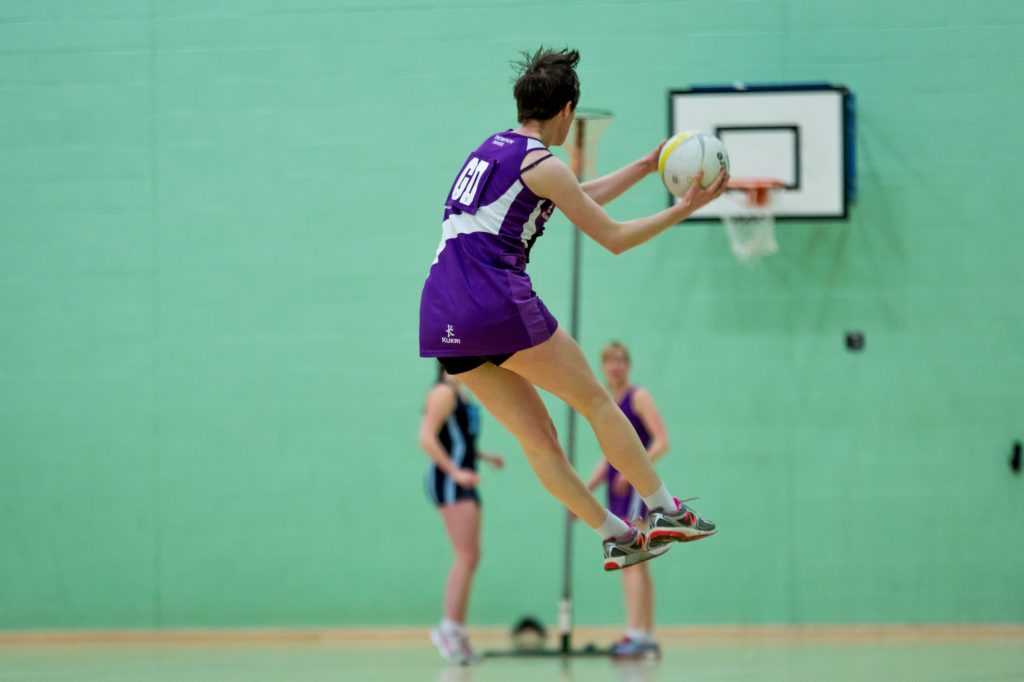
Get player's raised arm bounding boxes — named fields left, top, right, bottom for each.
left=579, top=140, right=666, bottom=206
left=522, top=155, right=728, bottom=254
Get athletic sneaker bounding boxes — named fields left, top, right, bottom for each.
left=430, top=627, right=478, bottom=665
left=648, top=498, right=716, bottom=546
left=603, top=528, right=671, bottom=571
left=610, top=636, right=662, bottom=660
left=641, top=640, right=661, bottom=660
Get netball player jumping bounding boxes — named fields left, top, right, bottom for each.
left=419, top=47, right=724, bottom=571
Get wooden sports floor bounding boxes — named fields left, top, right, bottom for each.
left=2, top=627, right=1022, bottom=681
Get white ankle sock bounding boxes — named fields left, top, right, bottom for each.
left=440, top=618, right=464, bottom=636
left=642, top=484, right=675, bottom=513
left=626, top=628, right=651, bottom=643
left=596, top=510, right=632, bottom=540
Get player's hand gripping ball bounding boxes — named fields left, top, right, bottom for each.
left=658, top=131, right=730, bottom=199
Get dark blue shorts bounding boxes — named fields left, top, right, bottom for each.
left=426, top=468, right=481, bottom=507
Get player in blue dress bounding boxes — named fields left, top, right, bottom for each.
left=419, top=363, right=505, bottom=664
left=419, top=47, right=724, bottom=571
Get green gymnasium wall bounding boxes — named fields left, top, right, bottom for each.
left=1, top=0, right=1022, bottom=629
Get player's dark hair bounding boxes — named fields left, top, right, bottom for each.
left=512, top=47, right=580, bottom=123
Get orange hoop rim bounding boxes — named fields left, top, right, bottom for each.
left=726, top=177, right=785, bottom=208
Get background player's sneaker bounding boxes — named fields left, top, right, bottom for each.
left=610, top=636, right=662, bottom=660
left=430, top=627, right=476, bottom=665
left=603, top=528, right=671, bottom=571
left=648, top=498, right=716, bottom=546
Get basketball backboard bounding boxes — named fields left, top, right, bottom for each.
left=668, top=83, right=855, bottom=221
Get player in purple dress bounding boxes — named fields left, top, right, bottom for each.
left=419, top=47, right=724, bottom=570
left=587, top=342, right=671, bottom=659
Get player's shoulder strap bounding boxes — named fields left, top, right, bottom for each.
left=521, top=152, right=553, bottom=174
left=620, top=385, right=641, bottom=407
left=519, top=132, right=552, bottom=170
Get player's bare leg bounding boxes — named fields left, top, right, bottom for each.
left=458, top=362, right=669, bottom=569
left=503, top=327, right=716, bottom=543
left=612, top=563, right=660, bottom=659
left=502, top=327, right=664, bottom=497
left=439, top=499, right=480, bottom=625
left=430, top=499, right=482, bottom=665
left=458, top=362, right=606, bottom=527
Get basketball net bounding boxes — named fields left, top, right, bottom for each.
left=720, top=178, right=783, bottom=262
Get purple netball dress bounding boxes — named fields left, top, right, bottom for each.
left=419, top=131, right=559, bottom=358
left=607, top=386, right=652, bottom=522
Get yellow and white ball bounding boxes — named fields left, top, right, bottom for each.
left=658, top=131, right=730, bottom=199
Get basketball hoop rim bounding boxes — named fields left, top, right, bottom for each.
left=727, top=177, right=785, bottom=191
left=725, top=177, right=784, bottom=209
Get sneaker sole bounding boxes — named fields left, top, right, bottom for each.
left=648, top=527, right=717, bottom=546
left=612, top=651, right=644, bottom=660
left=603, top=544, right=671, bottom=572
left=612, top=649, right=662, bottom=661
left=430, top=629, right=468, bottom=665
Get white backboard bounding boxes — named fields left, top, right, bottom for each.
left=669, top=84, right=854, bottom=220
